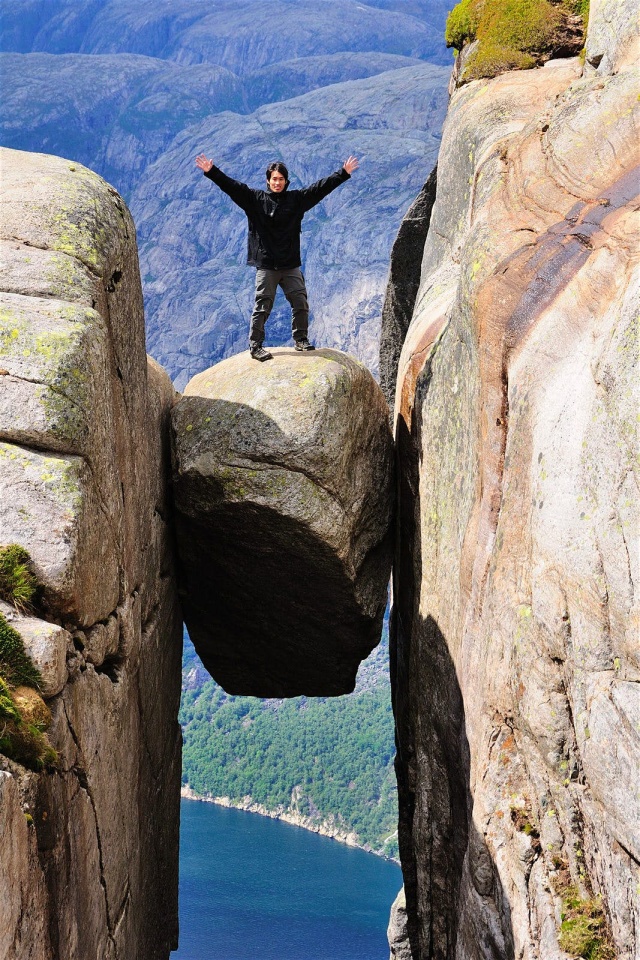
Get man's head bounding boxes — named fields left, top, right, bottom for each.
left=266, top=161, right=289, bottom=193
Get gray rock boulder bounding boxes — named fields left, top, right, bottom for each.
left=171, top=348, right=394, bottom=697
left=0, top=602, right=69, bottom=698
left=584, top=0, right=640, bottom=73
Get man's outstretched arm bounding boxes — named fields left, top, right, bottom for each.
left=196, top=154, right=254, bottom=212
left=298, top=156, right=360, bottom=213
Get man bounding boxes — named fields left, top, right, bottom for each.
left=195, top=153, right=359, bottom=361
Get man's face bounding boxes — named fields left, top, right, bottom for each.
left=268, top=170, right=287, bottom=192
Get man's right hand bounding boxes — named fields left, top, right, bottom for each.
left=195, top=154, right=213, bottom=173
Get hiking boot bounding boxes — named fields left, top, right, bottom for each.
left=250, top=342, right=273, bottom=362
left=294, top=338, right=315, bottom=352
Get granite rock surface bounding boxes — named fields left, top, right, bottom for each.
left=172, top=348, right=394, bottom=697
left=0, top=148, right=182, bottom=960
left=385, top=8, right=640, bottom=958
left=388, top=886, right=412, bottom=960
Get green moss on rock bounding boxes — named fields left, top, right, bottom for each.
left=0, top=699, right=57, bottom=771
left=445, top=0, right=588, bottom=81
left=0, top=618, right=57, bottom=772
left=0, top=544, right=39, bottom=612
left=0, top=611, right=42, bottom=687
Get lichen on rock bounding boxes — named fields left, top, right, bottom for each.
left=0, top=147, right=182, bottom=959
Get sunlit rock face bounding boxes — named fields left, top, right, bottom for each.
left=0, top=148, right=182, bottom=960
left=384, top=4, right=640, bottom=957
left=171, top=348, right=394, bottom=697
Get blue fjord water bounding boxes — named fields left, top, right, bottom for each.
left=174, top=799, right=402, bottom=960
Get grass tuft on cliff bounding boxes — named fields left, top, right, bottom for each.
left=0, top=612, right=42, bottom=689
left=0, top=613, right=58, bottom=771
left=0, top=544, right=39, bottom=612
left=445, top=0, right=588, bottom=82
left=559, top=885, right=615, bottom=959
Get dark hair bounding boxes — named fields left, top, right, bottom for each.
left=266, top=161, right=289, bottom=187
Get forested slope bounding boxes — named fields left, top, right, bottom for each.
left=180, top=631, right=399, bottom=858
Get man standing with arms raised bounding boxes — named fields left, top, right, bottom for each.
left=195, top=153, right=359, bottom=361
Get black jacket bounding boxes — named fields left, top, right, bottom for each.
left=204, top=165, right=350, bottom=270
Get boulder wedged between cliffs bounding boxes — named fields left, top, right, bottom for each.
left=171, top=347, right=394, bottom=698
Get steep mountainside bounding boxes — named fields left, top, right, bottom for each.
left=132, top=63, right=448, bottom=386
left=0, top=1, right=452, bottom=387
left=0, top=0, right=452, bottom=65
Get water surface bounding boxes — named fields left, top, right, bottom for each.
left=174, top=798, right=402, bottom=960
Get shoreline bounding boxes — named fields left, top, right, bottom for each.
left=180, top=785, right=400, bottom=864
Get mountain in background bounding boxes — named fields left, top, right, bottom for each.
left=0, top=0, right=451, bottom=385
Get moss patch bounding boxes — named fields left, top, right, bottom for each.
left=445, top=0, right=588, bottom=81
left=559, top=885, right=615, bottom=959
left=0, top=696, right=57, bottom=771
left=0, top=544, right=39, bottom=612
left=0, top=612, right=41, bottom=688
left=0, top=618, right=57, bottom=772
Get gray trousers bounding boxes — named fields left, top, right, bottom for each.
left=249, top=267, right=309, bottom=344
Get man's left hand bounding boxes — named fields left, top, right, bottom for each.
left=343, top=156, right=359, bottom=175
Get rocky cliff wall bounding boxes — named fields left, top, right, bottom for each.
left=385, top=2, right=639, bottom=957
left=0, top=148, right=182, bottom=960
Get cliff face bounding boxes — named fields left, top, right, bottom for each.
left=0, top=148, right=182, bottom=959
left=385, top=2, right=639, bottom=957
